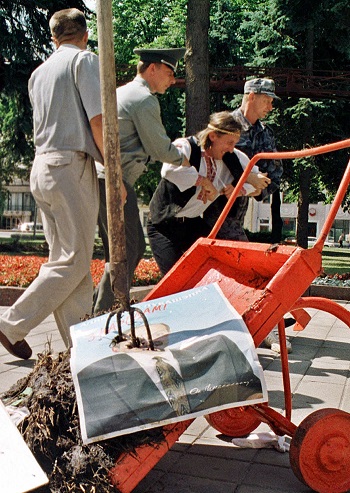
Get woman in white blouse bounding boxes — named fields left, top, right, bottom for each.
left=147, top=111, right=270, bottom=275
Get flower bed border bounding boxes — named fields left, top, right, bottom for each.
left=304, top=284, right=350, bottom=301
left=0, top=283, right=348, bottom=308
left=0, top=285, right=156, bottom=307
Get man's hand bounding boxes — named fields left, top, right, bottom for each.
left=90, top=114, right=104, bottom=159
left=121, top=181, right=127, bottom=206
left=181, top=155, right=191, bottom=167
left=247, top=172, right=271, bottom=190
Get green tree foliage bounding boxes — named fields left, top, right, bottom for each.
left=1, top=1, right=90, bottom=93
left=280, top=0, right=350, bottom=69
left=91, top=0, right=187, bottom=65
left=208, top=0, right=246, bottom=66
left=0, top=93, right=33, bottom=183
left=1, top=0, right=350, bottom=214
left=238, top=0, right=297, bottom=67
left=97, top=0, right=188, bottom=204
left=236, top=0, right=350, bottom=223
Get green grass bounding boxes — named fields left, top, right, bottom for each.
left=0, top=234, right=104, bottom=258
left=0, top=234, right=48, bottom=256
left=321, top=247, right=350, bottom=275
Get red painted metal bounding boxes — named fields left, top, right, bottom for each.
left=209, top=139, right=350, bottom=240
left=291, top=296, right=350, bottom=326
left=205, top=405, right=262, bottom=437
left=251, top=403, right=298, bottom=437
left=290, top=409, right=350, bottom=493
left=109, top=420, right=193, bottom=493
left=110, top=140, right=350, bottom=493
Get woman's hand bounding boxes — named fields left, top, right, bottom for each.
left=221, top=183, right=246, bottom=198
left=197, top=177, right=218, bottom=203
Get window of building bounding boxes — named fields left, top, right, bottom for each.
left=307, top=222, right=317, bottom=237
left=259, top=219, right=270, bottom=232
left=332, top=219, right=349, bottom=243
left=282, top=218, right=296, bottom=235
left=7, top=192, right=22, bottom=211
left=23, top=192, right=34, bottom=210
left=143, top=211, right=149, bottom=228
left=6, top=192, right=35, bottom=212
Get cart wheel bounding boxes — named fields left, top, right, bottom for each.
left=290, top=408, right=350, bottom=493
left=205, top=406, right=261, bottom=437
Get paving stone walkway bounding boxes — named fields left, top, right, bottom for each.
left=0, top=301, right=349, bottom=493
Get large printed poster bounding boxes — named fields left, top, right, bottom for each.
left=70, top=283, right=267, bottom=444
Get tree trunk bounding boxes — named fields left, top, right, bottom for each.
left=270, top=190, right=283, bottom=243
left=185, top=0, right=210, bottom=135
left=96, top=0, right=128, bottom=309
left=296, top=21, right=314, bottom=249
left=297, top=166, right=312, bottom=247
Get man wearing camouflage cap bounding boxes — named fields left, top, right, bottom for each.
left=204, top=78, right=291, bottom=353
left=205, top=78, right=283, bottom=241
left=94, top=47, right=189, bottom=313
left=232, top=78, right=283, bottom=205
left=230, top=78, right=283, bottom=241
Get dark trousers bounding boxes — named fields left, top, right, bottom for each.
left=93, top=179, right=146, bottom=314
left=147, top=216, right=211, bottom=276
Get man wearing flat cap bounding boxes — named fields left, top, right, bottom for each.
left=133, top=47, right=186, bottom=73
left=204, top=78, right=282, bottom=241
left=93, top=47, right=189, bottom=313
left=204, top=78, right=291, bottom=353
left=234, top=78, right=283, bottom=204
left=233, top=78, right=283, bottom=244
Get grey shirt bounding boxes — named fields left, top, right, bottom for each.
left=28, top=44, right=102, bottom=162
left=115, top=76, right=184, bottom=186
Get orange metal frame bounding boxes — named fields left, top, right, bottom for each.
left=110, top=139, right=350, bottom=493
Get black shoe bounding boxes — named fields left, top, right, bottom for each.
left=284, top=317, right=296, bottom=328
left=0, top=330, right=32, bottom=360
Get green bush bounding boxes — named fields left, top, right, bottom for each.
left=245, top=230, right=273, bottom=244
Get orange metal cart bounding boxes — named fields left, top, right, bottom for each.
left=109, top=139, right=350, bottom=493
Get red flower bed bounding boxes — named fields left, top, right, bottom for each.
left=0, top=255, right=162, bottom=288
left=319, top=272, right=350, bottom=281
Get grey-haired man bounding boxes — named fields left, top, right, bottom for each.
left=232, top=78, right=283, bottom=206
left=204, top=78, right=292, bottom=353
left=205, top=78, right=283, bottom=240
left=93, top=48, right=189, bottom=314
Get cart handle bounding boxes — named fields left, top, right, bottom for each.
left=208, top=138, right=350, bottom=241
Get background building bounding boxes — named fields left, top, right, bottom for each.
left=244, top=193, right=350, bottom=245
left=1, top=182, right=349, bottom=246
left=0, top=178, right=36, bottom=230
